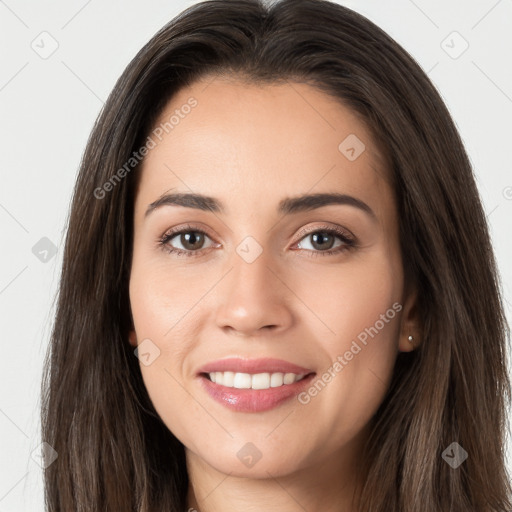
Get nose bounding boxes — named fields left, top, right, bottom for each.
left=214, top=247, right=294, bottom=337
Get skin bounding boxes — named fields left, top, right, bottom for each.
left=128, top=76, right=420, bottom=512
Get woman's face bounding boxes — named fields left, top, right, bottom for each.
left=129, top=77, right=417, bottom=479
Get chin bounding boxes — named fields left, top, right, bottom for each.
left=191, top=447, right=308, bottom=479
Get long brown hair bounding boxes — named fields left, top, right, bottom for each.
left=41, top=0, right=512, bottom=510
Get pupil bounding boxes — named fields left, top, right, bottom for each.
left=312, top=232, right=334, bottom=250
left=182, top=232, right=203, bottom=250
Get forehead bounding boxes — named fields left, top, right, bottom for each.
left=135, top=77, right=392, bottom=219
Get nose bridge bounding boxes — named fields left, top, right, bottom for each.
left=236, top=245, right=271, bottom=291
left=229, top=236, right=276, bottom=304
left=213, top=235, right=293, bottom=334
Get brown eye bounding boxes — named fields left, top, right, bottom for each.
left=159, top=226, right=218, bottom=257
left=179, top=231, right=205, bottom=250
left=296, top=228, right=353, bottom=253
left=308, top=231, right=336, bottom=251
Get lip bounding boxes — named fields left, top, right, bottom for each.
left=198, top=372, right=316, bottom=412
left=196, top=357, right=314, bottom=375
left=196, top=357, right=316, bottom=413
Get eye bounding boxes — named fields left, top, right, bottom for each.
left=158, top=224, right=356, bottom=258
left=158, top=224, right=218, bottom=257
left=293, top=225, right=356, bottom=256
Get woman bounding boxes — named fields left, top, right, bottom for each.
left=41, top=0, right=512, bottom=510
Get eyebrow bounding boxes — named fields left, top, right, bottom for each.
left=145, top=191, right=376, bottom=219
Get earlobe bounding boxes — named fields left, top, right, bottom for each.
left=128, top=330, right=138, bottom=347
left=398, top=288, right=420, bottom=352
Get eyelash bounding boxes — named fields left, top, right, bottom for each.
left=157, top=223, right=356, bottom=258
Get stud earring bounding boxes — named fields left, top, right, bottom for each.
left=408, top=335, right=414, bottom=344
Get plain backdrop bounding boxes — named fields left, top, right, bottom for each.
left=0, top=0, right=511, bottom=509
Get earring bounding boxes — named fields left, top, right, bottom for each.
left=408, top=335, right=414, bottom=344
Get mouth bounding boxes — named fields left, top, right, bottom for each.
left=196, top=357, right=316, bottom=412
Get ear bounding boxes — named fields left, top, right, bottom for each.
left=128, top=329, right=138, bottom=348
left=398, top=287, right=421, bottom=352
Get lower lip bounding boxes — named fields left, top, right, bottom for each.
left=198, top=373, right=316, bottom=412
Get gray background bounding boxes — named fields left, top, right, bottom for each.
left=1, top=0, right=511, bottom=509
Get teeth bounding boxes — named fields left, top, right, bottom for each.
left=207, top=371, right=306, bottom=390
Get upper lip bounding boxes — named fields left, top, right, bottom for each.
left=197, top=357, right=315, bottom=375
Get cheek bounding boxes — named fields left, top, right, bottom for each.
left=129, top=253, right=212, bottom=339
left=129, top=266, right=204, bottom=440
left=293, top=253, right=401, bottom=393
left=293, top=255, right=402, bottom=436
left=291, top=252, right=402, bottom=348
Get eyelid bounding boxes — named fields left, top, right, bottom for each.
left=160, top=222, right=217, bottom=241
left=160, top=222, right=353, bottom=243
left=292, top=223, right=355, bottom=245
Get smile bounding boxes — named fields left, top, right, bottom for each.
left=206, top=371, right=308, bottom=389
